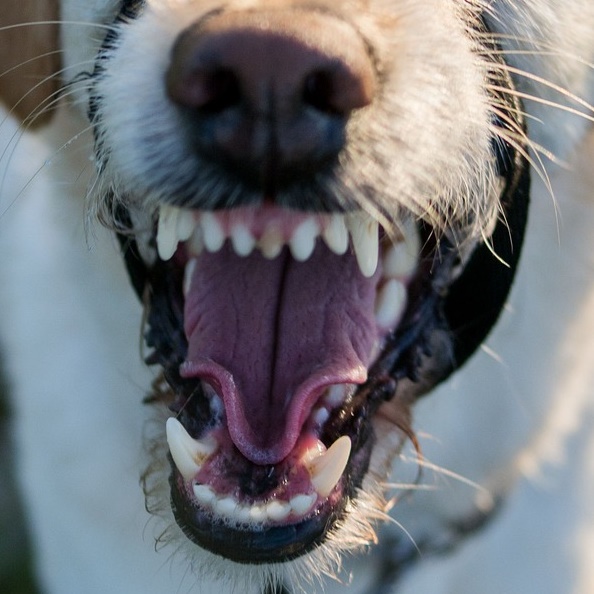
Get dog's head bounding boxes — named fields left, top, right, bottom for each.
left=0, top=0, right=529, bottom=584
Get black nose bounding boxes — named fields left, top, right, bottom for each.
left=166, top=9, right=375, bottom=194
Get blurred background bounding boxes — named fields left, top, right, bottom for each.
left=0, top=381, right=38, bottom=594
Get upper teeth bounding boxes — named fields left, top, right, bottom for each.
left=346, top=214, right=379, bottom=277
left=156, top=206, right=389, bottom=278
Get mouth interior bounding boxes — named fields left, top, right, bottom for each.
left=152, top=204, right=420, bottom=547
left=182, top=240, right=378, bottom=464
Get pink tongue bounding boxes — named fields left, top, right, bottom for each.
left=182, top=242, right=379, bottom=465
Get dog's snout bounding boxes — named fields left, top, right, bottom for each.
left=166, top=10, right=375, bottom=193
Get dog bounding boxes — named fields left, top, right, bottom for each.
left=1, top=1, right=594, bottom=593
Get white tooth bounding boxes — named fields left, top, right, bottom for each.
left=375, top=279, right=407, bottom=328
left=348, top=214, right=379, bottom=277
left=193, top=484, right=216, bottom=506
left=289, top=493, right=316, bottom=516
left=266, top=500, right=291, bottom=521
left=230, top=224, right=256, bottom=257
left=259, top=226, right=284, bottom=259
left=166, top=418, right=217, bottom=481
left=235, top=505, right=252, bottom=524
left=188, top=226, right=204, bottom=256
left=325, top=384, right=347, bottom=408
left=301, top=440, right=327, bottom=466
left=177, top=209, right=196, bottom=242
left=322, top=214, right=348, bottom=255
left=309, top=436, right=351, bottom=497
left=313, top=407, right=330, bottom=426
left=157, top=205, right=180, bottom=260
left=383, top=223, right=421, bottom=278
left=215, top=497, right=238, bottom=518
left=290, top=218, right=319, bottom=262
left=249, top=504, right=267, bottom=523
left=201, top=212, right=225, bottom=252
left=183, top=258, right=197, bottom=296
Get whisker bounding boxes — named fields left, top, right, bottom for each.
left=0, top=20, right=113, bottom=34
left=400, top=454, right=494, bottom=504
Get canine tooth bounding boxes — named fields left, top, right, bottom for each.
left=309, top=436, right=351, bottom=497
left=183, top=258, right=197, bottom=296
left=201, top=212, right=225, bottom=252
left=230, top=224, right=256, bottom=257
left=348, top=214, right=379, bottom=277
left=322, top=214, right=348, bottom=255
left=266, top=500, right=291, bottom=521
left=157, top=205, right=180, bottom=260
left=375, top=279, right=407, bottom=328
left=259, top=226, right=284, bottom=259
left=177, top=209, right=196, bottom=242
left=289, top=493, right=316, bottom=516
left=290, top=218, right=319, bottom=262
left=383, top=223, right=421, bottom=278
left=166, top=418, right=217, bottom=481
left=193, top=484, right=216, bottom=505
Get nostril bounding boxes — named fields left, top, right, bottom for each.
left=303, top=70, right=342, bottom=116
left=197, top=68, right=241, bottom=113
left=167, top=64, right=242, bottom=113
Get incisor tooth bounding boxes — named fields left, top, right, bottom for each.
left=375, top=279, right=407, bottom=328
left=249, top=504, right=267, bottom=523
left=166, top=417, right=217, bottom=481
left=157, top=205, right=180, bottom=260
left=322, top=214, right=348, bottom=255
left=201, top=212, right=225, bottom=252
left=215, top=497, right=238, bottom=517
left=259, top=226, right=284, bottom=259
left=309, top=435, right=351, bottom=497
left=290, top=218, right=319, bottom=261
left=266, top=500, right=291, bottom=521
left=348, top=214, right=379, bottom=277
left=230, top=224, right=256, bottom=257
left=289, top=493, right=316, bottom=515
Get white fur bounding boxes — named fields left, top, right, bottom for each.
left=1, top=1, right=594, bottom=592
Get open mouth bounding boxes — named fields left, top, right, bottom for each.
left=117, top=142, right=528, bottom=562
left=145, top=206, right=429, bottom=562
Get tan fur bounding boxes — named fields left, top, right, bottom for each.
left=0, top=0, right=60, bottom=126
